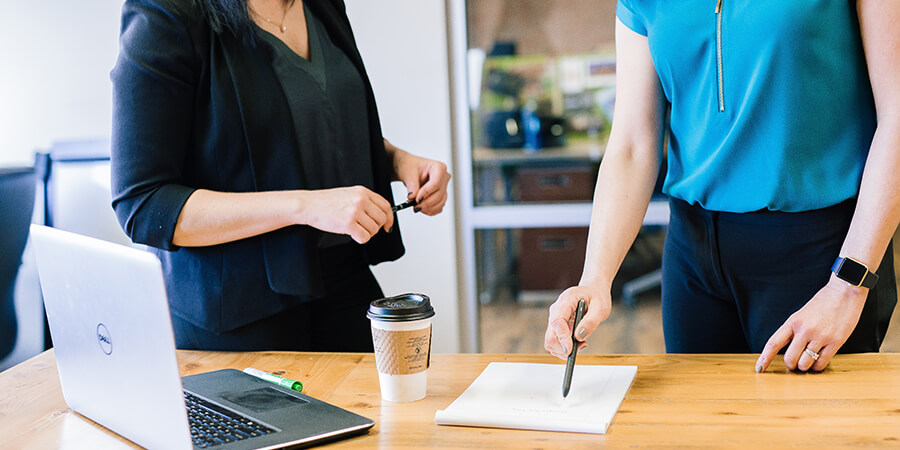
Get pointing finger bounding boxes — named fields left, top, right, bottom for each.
left=756, top=323, right=792, bottom=373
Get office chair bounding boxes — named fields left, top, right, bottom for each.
left=0, top=167, right=36, bottom=359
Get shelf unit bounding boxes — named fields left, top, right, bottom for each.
left=448, top=0, right=667, bottom=352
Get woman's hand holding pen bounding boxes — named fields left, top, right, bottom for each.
left=296, top=186, right=394, bottom=244
left=544, top=285, right=612, bottom=359
left=385, top=141, right=451, bottom=215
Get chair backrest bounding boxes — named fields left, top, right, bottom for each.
left=35, top=138, right=133, bottom=247
left=0, top=167, right=36, bottom=358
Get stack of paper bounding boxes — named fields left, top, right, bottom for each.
left=434, top=362, right=636, bottom=434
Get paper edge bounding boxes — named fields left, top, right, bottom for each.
left=434, top=409, right=609, bottom=434
left=433, top=363, right=637, bottom=435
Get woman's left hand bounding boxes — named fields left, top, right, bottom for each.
left=388, top=143, right=451, bottom=215
left=756, top=275, right=868, bottom=373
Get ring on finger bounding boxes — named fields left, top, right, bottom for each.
left=804, top=348, right=820, bottom=361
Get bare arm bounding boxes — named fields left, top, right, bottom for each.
left=173, top=137, right=454, bottom=247
left=839, top=0, right=900, bottom=282
left=172, top=187, right=394, bottom=247
left=757, top=0, right=900, bottom=372
left=545, top=20, right=668, bottom=358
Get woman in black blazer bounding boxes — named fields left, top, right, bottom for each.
left=110, top=0, right=451, bottom=352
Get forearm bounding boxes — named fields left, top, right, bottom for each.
left=839, top=118, right=900, bottom=272
left=172, top=189, right=303, bottom=247
left=579, top=143, right=661, bottom=289
left=383, top=138, right=408, bottom=181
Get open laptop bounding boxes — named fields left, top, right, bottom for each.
left=29, top=225, right=374, bottom=449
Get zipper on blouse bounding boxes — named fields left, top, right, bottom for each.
left=715, top=0, right=725, bottom=112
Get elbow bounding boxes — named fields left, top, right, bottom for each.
left=110, top=184, right=193, bottom=251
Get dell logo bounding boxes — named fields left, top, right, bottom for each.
left=97, top=323, right=113, bottom=355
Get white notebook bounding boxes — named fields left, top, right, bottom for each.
left=434, top=362, right=636, bottom=434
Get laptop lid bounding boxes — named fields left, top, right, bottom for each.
left=30, top=224, right=193, bottom=449
left=31, top=225, right=376, bottom=449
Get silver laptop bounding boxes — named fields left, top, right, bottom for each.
left=30, top=225, right=374, bottom=449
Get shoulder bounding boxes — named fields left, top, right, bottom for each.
left=121, top=0, right=205, bottom=36
left=322, top=0, right=349, bottom=15
left=126, top=0, right=199, bottom=18
left=618, top=0, right=653, bottom=13
left=310, top=0, right=352, bottom=27
left=331, top=0, right=348, bottom=11
left=120, top=0, right=208, bottom=52
left=306, top=0, right=357, bottom=44
left=616, top=0, right=652, bottom=36
left=116, top=0, right=208, bottom=87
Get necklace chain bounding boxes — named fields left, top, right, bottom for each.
left=250, top=1, right=294, bottom=33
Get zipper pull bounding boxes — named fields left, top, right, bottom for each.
left=716, top=0, right=722, bottom=14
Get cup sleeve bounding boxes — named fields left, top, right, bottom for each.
left=616, top=0, right=648, bottom=37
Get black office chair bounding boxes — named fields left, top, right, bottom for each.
left=0, top=167, right=36, bottom=359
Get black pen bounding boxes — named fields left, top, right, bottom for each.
left=562, top=299, right=586, bottom=398
left=392, top=198, right=417, bottom=212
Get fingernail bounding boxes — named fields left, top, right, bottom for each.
left=755, top=364, right=763, bottom=373
left=414, top=207, right=421, bottom=213
left=407, top=192, right=414, bottom=199
left=386, top=226, right=393, bottom=233
left=576, top=328, right=587, bottom=340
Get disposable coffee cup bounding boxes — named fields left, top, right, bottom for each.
left=367, top=293, right=435, bottom=402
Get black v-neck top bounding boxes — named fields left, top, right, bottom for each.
left=257, top=4, right=374, bottom=193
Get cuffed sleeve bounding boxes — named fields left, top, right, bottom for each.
left=110, top=0, right=200, bottom=251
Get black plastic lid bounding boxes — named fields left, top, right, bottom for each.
left=367, top=293, right=435, bottom=322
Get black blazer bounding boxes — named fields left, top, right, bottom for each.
left=111, top=0, right=404, bottom=333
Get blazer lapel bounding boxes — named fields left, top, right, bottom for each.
left=218, top=33, right=325, bottom=297
left=218, top=36, right=306, bottom=191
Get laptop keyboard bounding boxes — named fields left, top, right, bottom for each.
left=184, top=391, right=277, bottom=447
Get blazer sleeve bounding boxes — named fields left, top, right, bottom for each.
left=110, top=0, right=200, bottom=251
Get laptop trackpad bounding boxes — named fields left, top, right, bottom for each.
left=220, top=387, right=309, bottom=413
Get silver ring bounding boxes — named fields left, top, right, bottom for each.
left=804, top=348, right=820, bottom=361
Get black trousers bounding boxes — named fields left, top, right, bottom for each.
left=661, top=198, right=897, bottom=353
left=172, top=244, right=383, bottom=352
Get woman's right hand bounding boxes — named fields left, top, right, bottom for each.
left=297, top=186, right=394, bottom=244
left=544, top=285, right=612, bottom=359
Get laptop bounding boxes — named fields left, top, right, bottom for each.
left=29, top=225, right=375, bottom=449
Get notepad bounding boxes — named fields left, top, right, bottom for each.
left=434, top=362, right=637, bottom=434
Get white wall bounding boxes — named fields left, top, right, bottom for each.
left=0, top=2, right=122, bottom=165
left=0, top=2, right=123, bottom=370
left=346, top=0, right=461, bottom=353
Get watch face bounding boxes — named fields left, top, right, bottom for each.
left=839, top=259, right=868, bottom=284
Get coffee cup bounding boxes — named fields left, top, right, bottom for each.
left=367, top=293, right=435, bottom=402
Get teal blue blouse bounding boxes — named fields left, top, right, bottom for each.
left=617, top=0, right=875, bottom=212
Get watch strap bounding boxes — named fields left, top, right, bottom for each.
left=831, top=257, right=879, bottom=289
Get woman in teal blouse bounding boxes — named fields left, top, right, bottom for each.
left=545, top=1, right=900, bottom=372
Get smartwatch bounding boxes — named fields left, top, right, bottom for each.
left=831, top=256, right=879, bottom=289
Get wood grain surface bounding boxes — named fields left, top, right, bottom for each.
left=2, top=351, right=899, bottom=448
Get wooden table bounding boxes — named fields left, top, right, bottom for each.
left=3, top=351, right=900, bottom=448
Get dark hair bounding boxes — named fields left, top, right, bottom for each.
left=194, top=0, right=293, bottom=39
